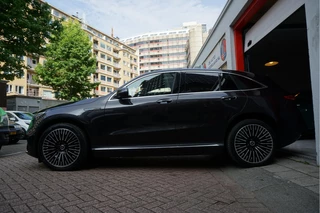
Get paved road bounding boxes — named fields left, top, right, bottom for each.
left=0, top=140, right=318, bottom=213
left=0, top=140, right=27, bottom=158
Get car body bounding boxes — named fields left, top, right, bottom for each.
left=27, top=69, right=303, bottom=170
left=8, top=124, right=24, bottom=144
left=0, top=108, right=10, bottom=149
left=6, top=111, right=33, bottom=136
left=0, top=108, right=24, bottom=148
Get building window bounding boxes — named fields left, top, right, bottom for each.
left=100, top=54, right=106, bottom=59
left=100, top=42, right=106, bottom=49
left=7, top=85, right=12, bottom=92
left=107, top=56, right=112, bottom=62
left=101, top=86, right=106, bottom=92
left=100, top=75, right=106, bottom=81
left=106, top=46, right=111, bottom=51
left=107, top=77, right=112, bottom=82
left=100, top=64, right=106, bottom=70
left=52, top=9, right=60, bottom=17
left=107, top=87, right=112, bottom=92
left=107, top=66, right=112, bottom=72
left=15, top=86, right=24, bottom=94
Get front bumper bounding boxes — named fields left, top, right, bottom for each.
left=26, top=135, right=38, bottom=158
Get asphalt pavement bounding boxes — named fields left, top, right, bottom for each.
left=0, top=139, right=318, bottom=213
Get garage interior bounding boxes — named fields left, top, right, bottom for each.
left=244, top=6, right=315, bottom=137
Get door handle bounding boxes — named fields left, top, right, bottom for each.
left=221, top=96, right=237, bottom=101
left=157, top=98, right=172, bottom=104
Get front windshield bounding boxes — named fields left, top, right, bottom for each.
left=14, top=112, right=33, bottom=120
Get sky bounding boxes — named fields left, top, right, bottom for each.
left=44, top=0, right=228, bottom=39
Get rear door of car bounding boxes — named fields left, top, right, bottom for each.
left=175, top=71, right=247, bottom=144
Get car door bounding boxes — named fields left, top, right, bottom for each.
left=101, top=71, right=180, bottom=147
left=175, top=71, right=247, bottom=144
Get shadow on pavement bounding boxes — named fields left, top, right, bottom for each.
left=88, top=153, right=234, bottom=170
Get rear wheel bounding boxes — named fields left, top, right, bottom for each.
left=226, top=119, right=275, bottom=167
left=39, top=123, right=87, bottom=171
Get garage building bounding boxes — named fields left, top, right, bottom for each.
left=192, top=0, right=319, bottom=164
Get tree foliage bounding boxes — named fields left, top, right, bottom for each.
left=0, top=0, right=62, bottom=80
left=34, top=21, right=99, bottom=101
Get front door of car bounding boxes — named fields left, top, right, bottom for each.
left=175, top=72, right=247, bottom=144
left=102, top=72, right=180, bottom=147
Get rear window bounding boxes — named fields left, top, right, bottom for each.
left=230, top=74, right=264, bottom=90
left=220, top=73, right=238, bottom=91
left=181, top=72, right=219, bottom=93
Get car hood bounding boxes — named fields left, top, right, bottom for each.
left=38, top=93, right=114, bottom=116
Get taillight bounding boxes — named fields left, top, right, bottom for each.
left=284, top=93, right=299, bottom=100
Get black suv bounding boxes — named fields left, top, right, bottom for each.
left=27, top=69, right=302, bottom=170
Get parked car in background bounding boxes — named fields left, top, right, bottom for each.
left=8, top=124, right=24, bottom=144
left=0, top=108, right=24, bottom=147
left=27, top=69, right=303, bottom=171
left=0, top=107, right=10, bottom=149
left=6, top=111, right=33, bottom=137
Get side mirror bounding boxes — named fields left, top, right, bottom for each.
left=116, top=87, right=129, bottom=99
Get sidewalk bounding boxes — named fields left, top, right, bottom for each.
left=221, top=139, right=319, bottom=213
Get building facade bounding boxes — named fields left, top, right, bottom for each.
left=6, top=4, right=139, bottom=99
left=192, top=0, right=319, bottom=164
left=122, top=22, right=207, bottom=75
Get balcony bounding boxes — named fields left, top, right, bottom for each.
left=27, top=87, right=40, bottom=97
left=113, top=52, right=120, bottom=59
left=27, top=58, right=37, bottom=70
left=113, top=72, right=121, bottom=78
left=130, top=60, right=138, bottom=65
left=27, top=79, right=40, bottom=87
left=113, top=62, right=121, bottom=69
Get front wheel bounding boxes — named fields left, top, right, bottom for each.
left=226, top=119, right=275, bottom=167
left=39, top=123, right=87, bottom=171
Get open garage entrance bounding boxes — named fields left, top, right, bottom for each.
left=244, top=6, right=315, bottom=138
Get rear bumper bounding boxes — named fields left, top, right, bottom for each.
left=277, top=107, right=304, bottom=148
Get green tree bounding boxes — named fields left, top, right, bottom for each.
left=34, top=21, right=99, bottom=101
left=0, top=0, right=61, bottom=80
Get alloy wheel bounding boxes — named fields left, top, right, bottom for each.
left=42, top=128, right=81, bottom=168
left=234, top=124, right=273, bottom=164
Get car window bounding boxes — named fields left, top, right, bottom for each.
left=13, top=112, right=33, bottom=120
left=6, top=113, right=16, bottom=120
left=127, top=72, right=176, bottom=97
left=220, top=73, right=238, bottom=91
left=230, top=74, right=264, bottom=90
left=181, top=72, right=219, bottom=93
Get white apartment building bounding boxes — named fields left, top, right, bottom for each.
left=6, top=4, right=139, bottom=99
left=122, top=22, right=207, bottom=74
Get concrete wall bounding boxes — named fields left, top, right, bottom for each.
left=305, top=0, right=319, bottom=164
left=7, top=96, right=69, bottom=113
left=192, top=0, right=249, bottom=69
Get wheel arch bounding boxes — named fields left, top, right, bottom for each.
left=34, top=115, right=92, bottom=158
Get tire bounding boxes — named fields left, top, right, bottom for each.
left=21, top=129, right=26, bottom=140
left=226, top=119, right=275, bottom=167
left=39, top=123, right=87, bottom=171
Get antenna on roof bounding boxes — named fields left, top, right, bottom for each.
left=111, top=27, right=114, bottom=37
